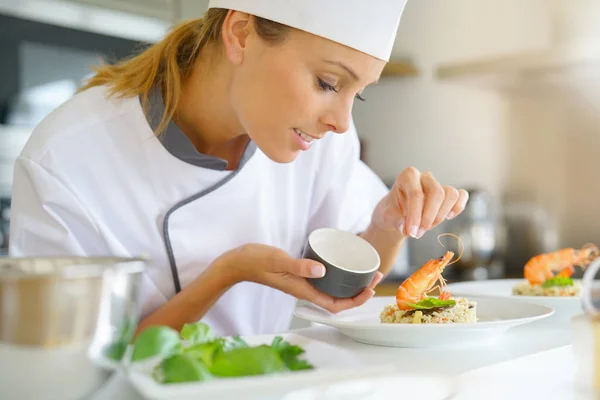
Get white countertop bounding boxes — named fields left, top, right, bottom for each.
left=91, top=323, right=578, bottom=400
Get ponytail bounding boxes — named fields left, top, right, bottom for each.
left=80, top=9, right=289, bottom=136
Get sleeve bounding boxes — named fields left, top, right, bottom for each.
left=307, top=119, right=390, bottom=235
left=9, top=155, right=110, bottom=257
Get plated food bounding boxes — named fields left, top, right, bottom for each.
left=129, top=322, right=313, bottom=384
left=512, top=243, right=599, bottom=298
left=380, top=233, right=477, bottom=325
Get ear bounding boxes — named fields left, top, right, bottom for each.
left=221, top=10, right=252, bottom=65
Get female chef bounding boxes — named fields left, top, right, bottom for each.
left=9, top=0, right=468, bottom=336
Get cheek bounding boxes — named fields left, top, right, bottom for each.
left=233, top=61, right=317, bottom=134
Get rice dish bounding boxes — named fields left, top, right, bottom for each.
left=512, top=280, right=581, bottom=297
left=380, top=297, right=477, bottom=324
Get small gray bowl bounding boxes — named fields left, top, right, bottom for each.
left=303, top=228, right=380, bottom=298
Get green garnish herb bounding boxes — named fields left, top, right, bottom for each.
left=130, top=322, right=314, bottom=384
left=405, top=297, right=456, bottom=310
left=131, top=326, right=183, bottom=362
left=541, top=276, right=574, bottom=288
left=154, top=353, right=213, bottom=383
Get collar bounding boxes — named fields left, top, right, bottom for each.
left=145, top=88, right=256, bottom=171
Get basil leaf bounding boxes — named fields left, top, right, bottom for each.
left=541, top=276, right=574, bottom=288
left=224, top=335, right=249, bottom=351
left=155, top=353, right=212, bottom=384
left=180, top=322, right=214, bottom=345
left=131, top=326, right=182, bottom=362
left=270, top=336, right=314, bottom=371
left=103, top=317, right=138, bottom=361
left=184, top=340, right=224, bottom=368
left=103, top=340, right=129, bottom=361
left=406, top=297, right=456, bottom=310
left=210, top=346, right=286, bottom=377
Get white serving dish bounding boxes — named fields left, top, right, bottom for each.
left=125, top=333, right=394, bottom=400
left=294, top=295, right=553, bottom=348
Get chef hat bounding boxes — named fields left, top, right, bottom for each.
left=207, top=0, right=407, bottom=62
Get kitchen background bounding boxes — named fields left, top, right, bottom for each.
left=0, top=0, right=599, bottom=294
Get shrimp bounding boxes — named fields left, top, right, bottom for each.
left=396, top=233, right=464, bottom=311
left=524, top=243, right=600, bottom=285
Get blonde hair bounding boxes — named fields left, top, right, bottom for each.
left=79, top=8, right=289, bottom=135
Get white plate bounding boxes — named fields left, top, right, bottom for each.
left=125, top=333, right=394, bottom=400
left=445, top=279, right=583, bottom=324
left=294, top=296, right=553, bottom=348
left=281, top=373, right=456, bottom=400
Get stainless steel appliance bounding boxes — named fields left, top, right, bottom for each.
left=0, top=256, right=147, bottom=400
left=501, top=201, right=559, bottom=277
left=0, top=197, right=10, bottom=255
left=442, top=189, right=507, bottom=281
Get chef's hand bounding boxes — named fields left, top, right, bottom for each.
left=371, top=167, right=469, bottom=238
left=218, top=244, right=383, bottom=314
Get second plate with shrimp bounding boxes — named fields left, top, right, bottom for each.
left=444, top=279, right=583, bottom=325
left=445, top=242, right=599, bottom=325
left=294, top=295, right=553, bottom=348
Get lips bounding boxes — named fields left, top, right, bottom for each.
left=294, top=128, right=321, bottom=143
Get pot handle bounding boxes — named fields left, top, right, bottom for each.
left=582, top=257, right=600, bottom=315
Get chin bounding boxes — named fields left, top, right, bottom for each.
left=259, top=145, right=300, bottom=164
left=266, top=151, right=299, bottom=164
left=249, top=131, right=302, bottom=164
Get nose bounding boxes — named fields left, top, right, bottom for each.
left=319, top=99, right=353, bottom=134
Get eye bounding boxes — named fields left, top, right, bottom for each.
left=318, top=78, right=366, bottom=101
left=317, top=78, right=338, bottom=92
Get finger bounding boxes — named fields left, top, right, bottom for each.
left=328, top=288, right=376, bottom=314
left=373, top=190, right=406, bottom=232
left=431, top=186, right=460, bottom=227
left=286, top=279, right=357, bottom=314
left=286, top=276, right=376, bottom=314
left=389, top=190, right=407, bottom=233
left=398, top=167, right=423, bottom=238
left=284, top=258, right=326, bottom=278
left=448, top=189, right=469, bottom=219
left=418, top=172, right=445, bottom=236
left=367, top=271, right=384, bottom=290
left=327, top=273, right=382, bottom=313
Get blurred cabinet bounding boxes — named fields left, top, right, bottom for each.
left=63, top=0, right=177, bottom=22
left=177, top=0, right=209, bottom=21
left=393, top=0, right=550, bottom=68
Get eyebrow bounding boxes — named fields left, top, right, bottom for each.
left=323, top=60, right=360, bottom=81
left=322, top=59, right=379, bottom=86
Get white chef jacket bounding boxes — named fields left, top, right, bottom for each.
left=9, top=85, right=389, bottom=336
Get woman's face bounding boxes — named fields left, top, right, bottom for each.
left=226, top=13, right=386, bottom=163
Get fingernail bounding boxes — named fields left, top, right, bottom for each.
left=447, top=212, right=455, bottom=219
left=416, top=228, right=425, bottom=239
left=397, top=218, right=405, bottom=234
left=409, top=225, right=419, bottom=238
left=312, top=265, right=325, bottom=278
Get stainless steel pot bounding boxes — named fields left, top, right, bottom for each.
left=0, top=256, right=147, bottom=400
